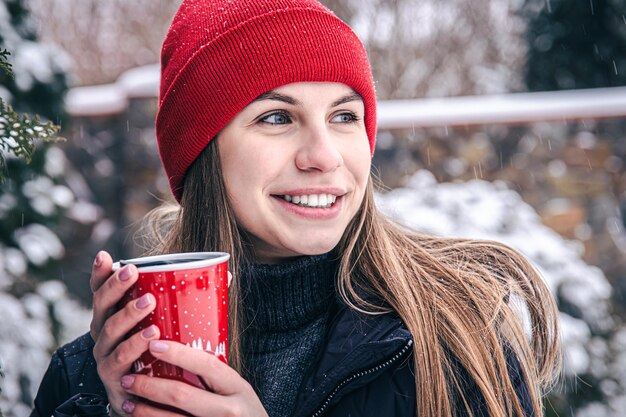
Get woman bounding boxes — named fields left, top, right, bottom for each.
left=31, top=0, right=561, bottom=416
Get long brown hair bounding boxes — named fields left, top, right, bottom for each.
left=142, top=140, right=561, bottom=416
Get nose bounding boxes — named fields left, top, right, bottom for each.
left=295, top=123, right=344, bottom=172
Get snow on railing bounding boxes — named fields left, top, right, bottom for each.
left=377, top=87, right=626, bottom=128
left=65, top=64, right=160, bottom=116
left=65, top=64, right=626, bottom=125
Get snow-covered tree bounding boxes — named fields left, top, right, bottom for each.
left=0, top=1, right=93, bottom=415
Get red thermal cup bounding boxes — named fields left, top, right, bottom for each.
left=115, top=252, right=229, bottom=390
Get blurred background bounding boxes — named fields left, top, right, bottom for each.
left=1, top=0, right=626, bottom=415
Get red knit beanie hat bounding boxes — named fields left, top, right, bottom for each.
left=157, top=0, right=377, bottom=201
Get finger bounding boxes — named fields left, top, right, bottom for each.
left=100, top=324, right=161, bottom=375
left=148, top=340, right=243, bottom=395
left=93, top=293, right=156, bottom=359
left=96, top=325, right=160, bottom=417
left=90, top=250, right=113, bottom=292
left=90, top=264, right=139, bottom=340
left=121, top=374, right=231, bottom=417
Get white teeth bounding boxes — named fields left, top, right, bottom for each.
left=281, top=193, right=338, bottom=208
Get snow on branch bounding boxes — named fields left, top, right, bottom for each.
left=0, top=99, right=63, bottom=174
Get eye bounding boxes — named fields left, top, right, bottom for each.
left=332, top=112, right=360, bottom=124
left=259, top=111, right=292, bottom=125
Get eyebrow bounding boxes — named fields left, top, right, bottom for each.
left=331, top=92, right=363, bottom=107
left=253, top=91, right=299, bottom=105
left=252, top=90, right=363, bottom=108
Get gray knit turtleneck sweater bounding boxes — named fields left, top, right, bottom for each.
left=239, top=253, right=338, bottom=417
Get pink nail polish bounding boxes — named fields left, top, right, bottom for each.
left=94, top=252, right=103, bottom=267
left=122, top=400, right=135, bottom=413
left=135, top=294, right=152, bottom=309
left=150, top=340, right=170, bottom=352
left=120, top=375, right=135, bottom=389
left=142, top=326, right=156, bottom=338
left=119, top=265, right=134, bottom=281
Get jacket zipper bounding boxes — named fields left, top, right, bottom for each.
left=310, top=339, right=414, bottom=417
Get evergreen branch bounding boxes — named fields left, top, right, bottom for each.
left=0, top=49, right=13, bottom=79
left=0, top=98, right=64, bottom=174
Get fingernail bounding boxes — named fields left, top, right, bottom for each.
left=150, top=340, right=170, bottom=353
left=120, top=375, right=135, bottom=389
left=118, top=265, right=134, bottom=281
left=122, top=399, right=135, bottom=413
left=142, top=325, right=157, bottom=339
left=135, top=293, right=152, bottom=309
left=94, top=252, right=103, bottom=268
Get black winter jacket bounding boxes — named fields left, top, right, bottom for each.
left=30, top=303, right=532, bottom=417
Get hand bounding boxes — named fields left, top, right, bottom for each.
left=89, top=251, right=160, bottom=415
left=118, top=340, right=269, bottom=417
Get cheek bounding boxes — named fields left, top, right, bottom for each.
left=218, top=145, right=257, bottom=223
left=220, top=164, right=261, bottom=224
left=358, top=157, right=372, bottom=183
left=346, top=145, right=372, bottom=186
left=219, top=143, right=270, bottom=191
left=219, top=145, right=283, bottom=226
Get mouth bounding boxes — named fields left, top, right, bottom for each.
left=274, top=193, right=338, bottom=209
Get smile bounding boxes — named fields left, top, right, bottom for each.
left=280, top=193, right=337, bottom=208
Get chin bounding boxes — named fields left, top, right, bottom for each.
left=289, top=239, right=341, bottom=257
left=253, top=231, right=345, bottom=262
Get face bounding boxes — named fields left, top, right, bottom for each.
left=217, top=82, right=372, bottom=263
